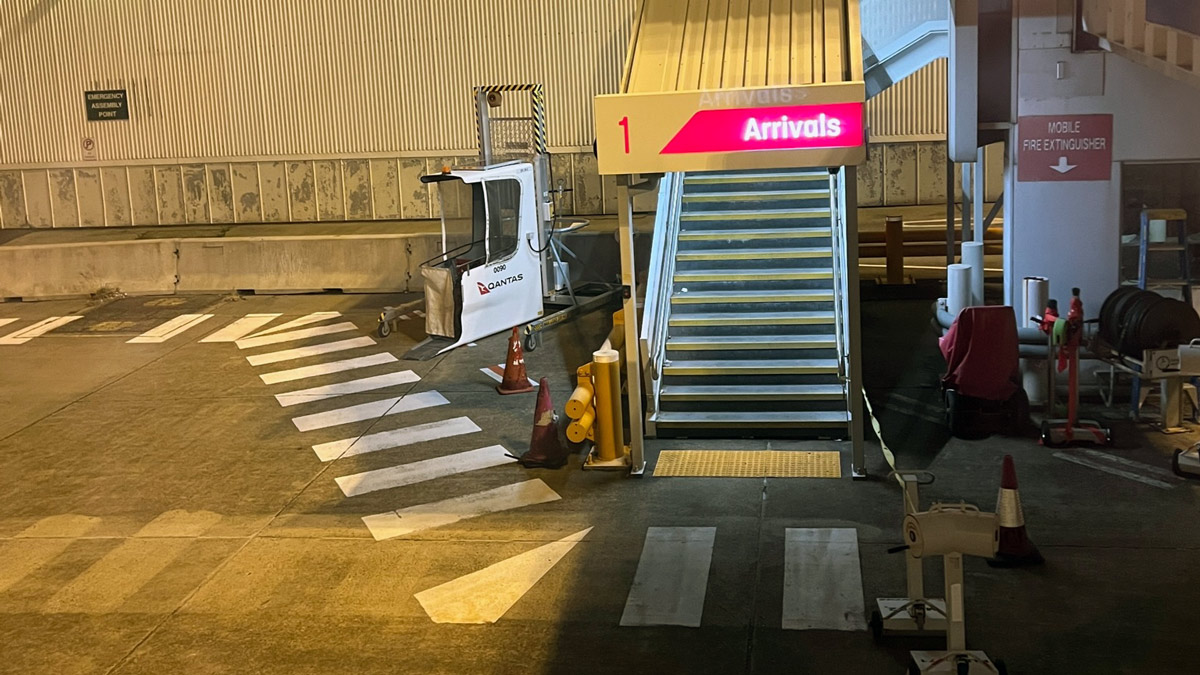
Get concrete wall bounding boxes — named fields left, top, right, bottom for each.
left=0, top=142, right=1004, bottom=229
left=1008, top=0, right=1200, bottom=307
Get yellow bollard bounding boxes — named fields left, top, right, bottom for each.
left=566, top=364, right=594, bottom=420
left=566, top=407, right=595, bottom=444
left=592, top=349, right=624, bottom=462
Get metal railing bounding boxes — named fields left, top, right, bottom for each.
left=828, top=171, right=848, bottom=381
left=639, top=171, right=684, bottom=420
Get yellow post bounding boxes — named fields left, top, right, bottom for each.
left=566, top=364, right=594, bottom=420
left=566, top=408, right=596, bottom=444
left=592, top=349, right=624, bottom=462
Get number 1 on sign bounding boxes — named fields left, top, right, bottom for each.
left=618, top=116, right=630, bottom=154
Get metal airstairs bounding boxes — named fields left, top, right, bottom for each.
left=643, top=168, right=857, bottom=437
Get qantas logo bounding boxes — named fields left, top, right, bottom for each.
left=476, top=274, right=524, bottom=295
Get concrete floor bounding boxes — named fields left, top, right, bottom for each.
left=0, top=291, right=1197, bottom=674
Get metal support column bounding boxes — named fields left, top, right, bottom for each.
left=946, top=158, right=957, bottom=266
left=844, top=167, right=866, bottom=480
left=617, top=177, right=646, bottom=475
left=974, top=146, right=986, bottom=244
left=960, top=163, right=973, bottom=243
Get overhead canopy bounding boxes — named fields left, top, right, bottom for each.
left=596, top=0, right=867, bottom=175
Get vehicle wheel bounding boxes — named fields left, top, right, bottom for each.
left=956, top=661, right=970, bottom=675
left=1173, top=449, right=1184, bottom=477
left=868, top=610, right=883, bottom=641
left=377, top=320, right=391, bottom=339
left=994, top=659, right=1008, bottom=675
left=907, top=661, right=921, bottom=675
left=523, top=331, right=539, bottom=352
left=1040, top=420, right=1058, bottom=448
left=946, top=389, right=968, bottom=438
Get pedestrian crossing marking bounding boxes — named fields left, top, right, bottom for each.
left=259, top=353, right=398, bottom=385
left=0, top=316, right=82, bottom=344
left=245, top=311, right=340, bottom=338
left=414, top=527, right=592, bottom=624
left=41, top=511, right=221, bottom=614
left=316, top=417, right=483, bottom=464
left=274, top=370, right=420, bottom=407
left=246, top=336, right=376, bottom=366
left=334, top=441, right=505, bottom=496
left=481, top=364, right=539, bottom=388
left=620, top=527, right=716, bottom=627
left=362, top=479, right=561, bottom=541
left=0, top=515, right=102, bottom=594
left=126, top=314, right=214, bottom=343
left=0, top=318, right=18, bottom=330
left=200, top=313, right=282, bottom=343
left=292, top=390, right=449, bottom=432
left=235, top=322, right=358, bottom=349
left=782, top=528, right=866, bottom=631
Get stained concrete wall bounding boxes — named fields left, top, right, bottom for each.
left=1, top=143, right=1002, bottom=229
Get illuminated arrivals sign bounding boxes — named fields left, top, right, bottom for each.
left=595, top=83, right=866, bottom=175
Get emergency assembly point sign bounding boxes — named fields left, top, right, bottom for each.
left=1018, top=114, right=1113, bottom=182
left=594, top=82, right=866, bottom=175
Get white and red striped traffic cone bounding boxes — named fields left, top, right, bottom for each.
left=988, top=454, right=1044, bottom=568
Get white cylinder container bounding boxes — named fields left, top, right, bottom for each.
left=1149, top=219, right=1168, bottom=243
left=1022, top=276, right=1049, bottom=327
left=962, top=242, right=985, bottom=306
left=947, top=263, right=972, bottom=316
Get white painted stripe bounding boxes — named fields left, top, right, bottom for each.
left=260, top=352, right=398, bottom=385
left=292, top=390, right=449, bottom=432
left=415, top=527, right=592, bottom=624
left=245, top=311, right=340, bottom=338
left=620, top=527, right=716, bottom=627
left=362, top=479, right=561, bottom=541
left=782, top=528, right=866, bottom=631
left=1075, top=448, right=1181, bottom=481
left=0, top=515, right=101, bottom=593
left=334, top=440, right=502, bottom=496
left=316, top=416, right=483, bottom=463
left=235, top=322, right=357, bottom=349
left=0, top=318, right=18, bottom=329
left=481, top=364, right=539, bottom=387
left=0, top=316, right=82, bottom=344
left=42, top=511, right=218, bottom=613
left=246, top=336, right=376, bottom=366
left=126, top=314, right=214, bottom=343
left=200, top=313, right=282, bottom=342
left=275, top=370, right=419, bottom=407
left=1053, top=452, right=1174, bottom=489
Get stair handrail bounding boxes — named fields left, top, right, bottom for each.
left=827, top=170, right=848, bottom=381
left=639, top=171, right=683, bottom=417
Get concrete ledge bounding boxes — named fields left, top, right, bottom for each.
left=176, top=234, right=438, bottom=294
left=0, top=239, right=177, bottom=299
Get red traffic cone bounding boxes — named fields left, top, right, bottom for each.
left=497, top=328, right=535, bottom=395
left=988, top=454, right=1044, bottom=568
left=513, top=377, right=570, bottom=469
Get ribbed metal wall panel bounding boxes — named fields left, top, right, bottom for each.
left=866, top=58, right=947, bottom=141
left=0, top=0, right=637, bottom=166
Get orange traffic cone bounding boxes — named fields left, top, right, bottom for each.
left=988, top=454, right=1044, bottom=568
left=513, top=377, right=570, bottom=469
left=497, top=327, right=535, bottom=395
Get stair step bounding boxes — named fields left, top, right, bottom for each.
left=675, top=269, right=834, bottom=282
left=662, top=359, right=839, bottom=376
left=678, top=227, right=829, bottom=241
left=653, top=410, right=850, bottom=428
left=685, top=171, right=828, bottom=184
left=681, top=208, right=830, bottom=221
left=671, top=289, right=833, bottom=305
left=676, top=248, right=832, bottom=262
left=682, top=189, right=829, bottom=202
left=666, top=335, right=837, bottom=351
left=660, top=384, right=845, bottom=401
left=669, top=311, right=835, bottom=326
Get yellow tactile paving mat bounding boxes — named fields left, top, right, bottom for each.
left=653, top=450, right=842, bottom=478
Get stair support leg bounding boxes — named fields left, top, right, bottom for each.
left=844, top=167, right=867, bottom=480
left=618, top=177, right=648, bottom=475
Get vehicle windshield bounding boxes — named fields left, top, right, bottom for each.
left=435, top=178, right=486, bottom=266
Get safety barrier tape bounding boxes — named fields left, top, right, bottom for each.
left=862, top=386, right=921, bottom=514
